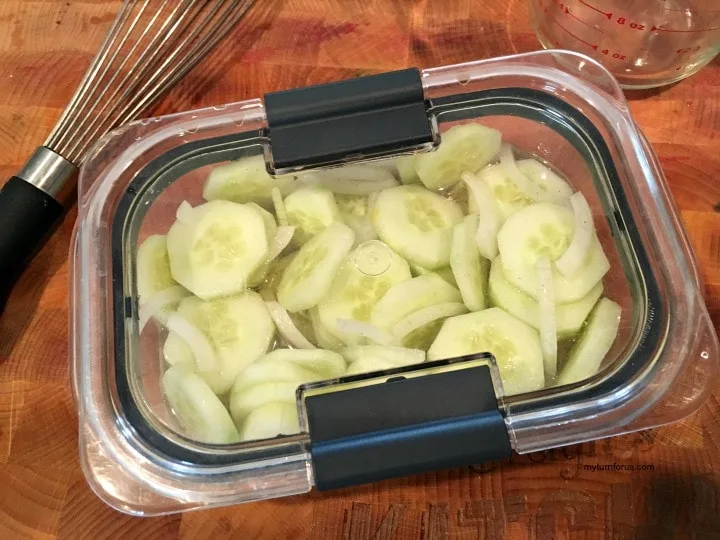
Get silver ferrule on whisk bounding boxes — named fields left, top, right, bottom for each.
left=17, top=147, right=77, bottom=204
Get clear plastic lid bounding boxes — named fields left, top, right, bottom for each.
left=71, top=50, right=719, bottom=515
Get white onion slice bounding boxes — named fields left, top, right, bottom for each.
left=555, top=192, right=595, bottom=279
left=175, top=200, right=193, bottom=223
left=166, top=313, right=218, bottom=373
left=463, top=172, right=501, bottom=259
left=391, top=302, right=468, bottom=341
left=268, top=226, right=295, bottom=261
left=265, top=301, right=316, bottom=349
left=271, top=187, right=288, bottom=226
left=138, top=285, right=187, bottom=332
left=498, top=145, right=547, bottom=202
left=317, top=166, right=398, bottom=195
left=336, top=318, right=396, bottom=345
left=536, top=257, right=557, bottom=378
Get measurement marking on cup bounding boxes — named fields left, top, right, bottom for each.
left=564, top=7, right=606, bottom=33
left=651, top=24, right=720, bottom=32
left=577, top=0, right=612, bottom=19
left=552, top=17, right=598, bottom=49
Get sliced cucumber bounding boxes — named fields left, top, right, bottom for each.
left=427, top=307, right=544, bottom=396
left=309, top=165, right=399, bottom=195
left=310, top=307, right=345, bottom=350
left=230, top=348, right=345, bottom=425
left=391, top=302, right=468, bottom=349
left=161, top=365, right=239, bottom=444
left=472, top=163, right=532, bottom=220
left=488, top=256, right=603, bottom=339
left=450, top=214, right=490, bottom=311
left=317, top=243, right=411, bottom=344
left=233, top=349, right=345, bottom=393
left=262, top=253, right=296, bottom=300
left=203, top=154, right=294, bottom=207
left=409, top=263, right=458, bottom=287
left=556, top=298, right=621, bottom=386
left=265, top=300, right=316, bottom=349
left=497, top=202, right=609, bottom=303
left=137, top=235, right=177, bottom=300
left=557, top=298, right=622, bottom=385
left=277, top=222, right=355, bottom=312
left=163, top=292, right=274, bottom=394
left=371, top=273, right=462, bottom=330
left=246, top=203, right=278, bottom=288
left=239, top=402, right=301, bottom=441
left=283, top=187, right=341, bottom=246
left=336, top=194, right=377, bottom=246
left=394, top=156, right=420, bottom=185
left=516, top=158, right=573, bottom=205
left=343, top=345, right=425, bottom=375
left=372, top=185, right=463, bottom=269
left=166, top=200, right=269, bottom=300
left=415, top=123, right=502, bottom=190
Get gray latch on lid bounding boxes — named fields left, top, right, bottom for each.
left=300, top=355, right=512, bottom=491
left=264, top=68, right=436, bottom=172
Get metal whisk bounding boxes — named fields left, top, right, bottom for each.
left=0, top=0, right=254, bottom=312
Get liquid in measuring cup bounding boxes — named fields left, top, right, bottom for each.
left=528, top=0, right=720, bottom=88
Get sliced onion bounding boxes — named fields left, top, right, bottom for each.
left=555, top=192, right=595, bottom=279
left=176, top=200, right=193, bottom=223
left=498, top=145, right=547, bottom=202
left=317, top=166, right=398, bottom=195
left=166, top=313, right=218, bottom=373
left=138, top=285, right=187, bottom=332
left=463, top=172, right=501, bottom=259
left=265, top=301, right=316, bottom=349
left=271, top=187, right=288, bottom=226
left=268, top=226, right=295, bottom=261
left=536, top=257, right=557, bottom=378
left=391, top=302, right=468, bottom=341
left=336, top=318, right=396, bottom=346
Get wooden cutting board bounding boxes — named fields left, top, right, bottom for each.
left=0, top=0, right=718, bottom=538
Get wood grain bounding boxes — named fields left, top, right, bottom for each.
left=1, top=0, right=719, bottom=538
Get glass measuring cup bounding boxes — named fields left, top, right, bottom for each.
left=528, top=0, right=720, bottom=88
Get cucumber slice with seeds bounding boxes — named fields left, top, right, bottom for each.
left=497, top=203, right=609, bottom=303
left=317, top=244, right=411, bottom=345
left=161, top=365, right=239, bottom=444
left=488, top=256, right=603, bottom=339
left=427, top=307, right=544, bottom=396
left=450, top=214, right=490, bottom=311
left=415, top=123, right=502, bottom=190
left=277, top=222, right=355, bottom=312
left=284, top=187, right=341, bottom=246
left=167, top=200, right=269, bottom=300
left=372, top=185, right=463, bottom=269
left=471, top=163, right=533, bottom=220
left=163, top=292, right=274, bottom=395
left=556, top=298, right=621, bottom=386
left=203, top=154, right=294, bottom=207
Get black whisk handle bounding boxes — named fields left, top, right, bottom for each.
left=0, top=176, right=65, bottom=314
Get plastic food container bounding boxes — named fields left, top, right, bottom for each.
left=70, top=50, right=719, bottom=516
